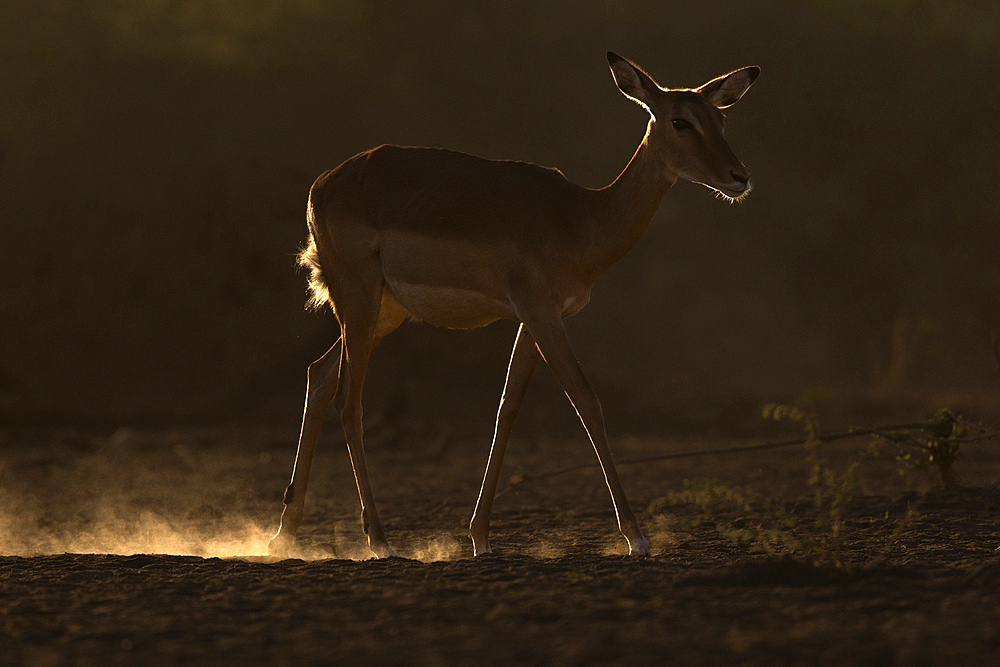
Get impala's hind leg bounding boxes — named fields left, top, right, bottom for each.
left=336, top=283, right=401, bottom=559
left=269, top=339, right=344, bottom=556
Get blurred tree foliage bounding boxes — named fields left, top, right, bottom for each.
left=1, top=1, right=997, bottom=425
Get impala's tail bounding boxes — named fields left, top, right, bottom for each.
left=298, top=195, right=332, bottom=312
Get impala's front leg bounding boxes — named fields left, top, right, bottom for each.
left=470, top=323, right=539, bottom=555
left=269, top=339, right=344, bottom=556
left=521, top=309, right=651, bottom=557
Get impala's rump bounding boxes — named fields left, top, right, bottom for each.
left=297, top=222, right=329, bottom=312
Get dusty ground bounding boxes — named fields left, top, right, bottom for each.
left=1, top=423, right=999, bottom=666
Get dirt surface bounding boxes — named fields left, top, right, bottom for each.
left=2, top=426, right=999, bottom=666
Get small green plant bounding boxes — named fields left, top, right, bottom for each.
left=648, top=457, right=858, bottom=566
left=868, top=408, right=966, bottom=491
left=647, top=405, right=869, bottom=566
left=805, top=441, right=858, bottom=546
left=761, top=403, right=818, bottom=439
left=648, top=478, right=795, bottom=545
left=768, top=403, right=860, bottom=553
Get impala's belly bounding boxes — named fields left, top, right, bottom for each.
left=387, top=281, right=513, bottom=329
left=379, top=233, right=515, bottom=329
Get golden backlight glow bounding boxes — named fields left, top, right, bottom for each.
left=0, top=428, right=477, bottom=561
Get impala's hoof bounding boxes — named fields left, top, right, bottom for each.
left=470, top=532, right=492, bottom=556
left=628, top=536, right=651, bottom=557
left=369, top=541, right=398, bottom=559
left=268, top=531, right=296, bottom=558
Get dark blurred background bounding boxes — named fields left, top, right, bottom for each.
left=2, top=1, right=998, bottom=435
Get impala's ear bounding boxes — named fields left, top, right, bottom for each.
left=697, top=66, right=760, bottom=108
left=607, top=52, right=662, bottom=114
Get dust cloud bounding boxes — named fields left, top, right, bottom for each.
left=0, top=428, right=275, bottom=558
left=0, top=427, right=480, bottom=562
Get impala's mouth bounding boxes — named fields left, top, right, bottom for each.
left=700, top=180, right=752, bottom=202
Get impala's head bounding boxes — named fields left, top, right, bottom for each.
left=608, top=52, right=759, bottom=202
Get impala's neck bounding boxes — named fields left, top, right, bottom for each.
left=585, top=120, right=676, bottom=280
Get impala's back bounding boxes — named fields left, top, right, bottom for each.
left=304, top=144, right=592, bottom=329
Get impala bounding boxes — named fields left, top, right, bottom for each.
left=269, top=52, right=759, bottom=559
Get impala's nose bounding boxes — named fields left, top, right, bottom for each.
left=725, top=169, right=751, bottom=197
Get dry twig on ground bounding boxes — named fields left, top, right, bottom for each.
left=496, top=410, right=998, bottom=497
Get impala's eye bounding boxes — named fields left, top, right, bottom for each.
left=671, top=118, right=692, bottom=131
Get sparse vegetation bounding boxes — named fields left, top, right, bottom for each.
left=644, top=405, right=995, bottom=567
left=864, top=408, right=972, bottom=491
left=647, top=450, right=862, bottom=567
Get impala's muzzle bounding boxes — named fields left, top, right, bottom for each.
left=709, top=165, right=752, bottom=199
left=698, top=173, right=751, bottom=199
